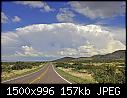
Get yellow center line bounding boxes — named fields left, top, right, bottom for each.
left=29, top=66, right=50, bottom=84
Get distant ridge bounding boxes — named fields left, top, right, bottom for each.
left=92, top=50, right=125, bottom=60
left=53, top=57, right=75, bottom=62
left=53, top=50, right=125, bottom=62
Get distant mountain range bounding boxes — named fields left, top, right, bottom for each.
left=53, top=50, right=125, bottom=62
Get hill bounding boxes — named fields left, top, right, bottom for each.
left=53, top=57, right=75, bottom=62
left=53, top=50, right=125, bottom=62
left=92, top=50, right=125, bottom=60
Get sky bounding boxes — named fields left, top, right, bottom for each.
left=1, top=1, right=126, bottom=61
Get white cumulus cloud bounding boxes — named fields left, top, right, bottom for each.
left=1, top=12, right=8, bottom=23
left=56, top=8, right=75, bottom=22
left=15, top=1, right=53, bottom=12
left=15, top=45, right=40, bottom=57
left=12, top=16, right=21, bottom=22
left=1, top=23, right=125, bottom=61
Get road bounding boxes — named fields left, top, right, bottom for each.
left=2, top=63, right=71, bottom=84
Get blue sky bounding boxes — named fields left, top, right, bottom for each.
left=1, top=1, right=126, bottom=61
left=2, top=1, right=125, bottom=32
left=2, top=1, right=72, bottom=32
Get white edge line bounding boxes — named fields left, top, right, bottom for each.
left=1, top=64, right=47, bottom=83
left=52, top=64, right=72, bottom=84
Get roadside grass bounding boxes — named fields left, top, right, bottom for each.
left=54, top=66, right=97, bottom=84
left=1, top=63, right=45, bottom=82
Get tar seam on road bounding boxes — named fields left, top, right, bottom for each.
left=52, top=64, right=72, bottom=84
left=1, top=64, right=46, bottom=83
left=29, top=66, right=50, bottom=84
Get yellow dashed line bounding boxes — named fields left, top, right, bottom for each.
left=29, top=66, right=50, bottom=84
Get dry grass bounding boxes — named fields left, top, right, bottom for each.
left=1, top=64, right=44, bottom=81
left=58, top=67, right=97, bottom=83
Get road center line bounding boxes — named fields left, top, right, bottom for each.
left=29, top=65, right=50, bottom=84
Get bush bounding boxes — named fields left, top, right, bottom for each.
left=90, top=65, right=125, bottom=83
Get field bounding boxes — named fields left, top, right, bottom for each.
left=53, top=59, right=125, bottom=84
left=1, top=61, right=46, bottom=82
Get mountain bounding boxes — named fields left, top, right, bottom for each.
left=92, top=50, right=125, bottom=60
left=53, top=50, right=125, bottom=62
left=53, top=57, right=75, bottom=62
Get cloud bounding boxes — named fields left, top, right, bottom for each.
left=1, top=12, right=21, bottom=23
left=15, top=46, right=40, bottom=57
left=12, top=16, right=21, bottom=22
left=104, top=27, right=126, bottom=45
left=1, top=23, right=125, bottom=61
left=15, top=1, right=53, bottom=12
left=1, top=12, right=8, bottom=23
left=56, top=8, right=75, bottom=22
left=68, top=1, right=125, bottom=19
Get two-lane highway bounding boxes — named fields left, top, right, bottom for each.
left=2, top=63, right=71, bottom=84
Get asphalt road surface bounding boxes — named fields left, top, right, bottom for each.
left=2, top=63, right=71, bottom=84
